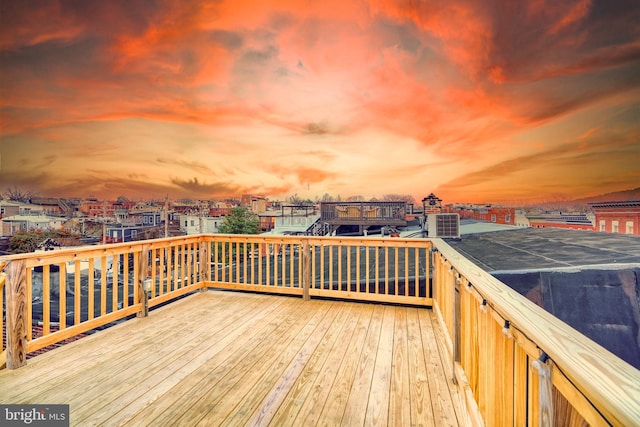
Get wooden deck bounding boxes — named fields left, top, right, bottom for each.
left=0, top=290, right=470, bottom=426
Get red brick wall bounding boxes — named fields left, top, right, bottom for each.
left=594, top=209, right=640, bottom=235
left=529, top=221, right=594, bottom=231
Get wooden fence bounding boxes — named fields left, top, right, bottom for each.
left=207, top=235, right=432, bottom=306
left=431, top=238, right=640, bottom=427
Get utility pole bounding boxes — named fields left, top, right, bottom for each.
left=164, top=195, right=169, bottom=238
left=102, top=201, right=107, bottom=244
left=199, top=203, right=205, bottom=234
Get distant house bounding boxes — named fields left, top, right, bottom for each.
left=241, top=195, right=267, bottom=214
left=589, top=200, right=640, bottom=236
left=445, top=204, right=516, bottom=226
left=129, top=210, right=163, bottom=227
left=526, top=212, right=595, bottom=231
left=105, top=225, right=150, bottom=243
left=29, top=197, right=64, bottom=216
left=0, top=201, right=20, bottom=219
left=176, top=214, right=223, bottom=235
left=0, top=215, right=65, bottom=237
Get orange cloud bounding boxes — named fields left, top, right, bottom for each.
left=1, top=0, right=638, bottom=204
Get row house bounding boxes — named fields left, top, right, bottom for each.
left=445, top=204, right=516, bottom=226
left=29, top=197, right=65, bottom=216
left=128, top=210, right=164, bottom=227
left=1, top=215, right=64, bottom=237
left=241, top=195, right=267, bottom=214
left=0, top=201, right=21, bottom=219
left=177, top=214, right=223, bottom=235
left=526, top=212, right=595, bottom=231
left=589, top=200, right=640, bottom=236
left=79, top=200, right=137, bottom=218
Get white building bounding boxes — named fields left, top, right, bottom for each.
left=1, top=215, right=65, bottom=237
left=177, top=214, right=224, bottom=235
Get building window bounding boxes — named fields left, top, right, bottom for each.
left=505, top=214, right=511, bottom=223
left=627, top=221, right=634, bottom=235
left=491, top=214, right=496, bottom=223
left=599, top=220, right=606, bottom=232
left=190, top=220, right=195, bottom=226
left=612, top=220, right=619, bottom=233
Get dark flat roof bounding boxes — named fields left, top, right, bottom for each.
left=447, top=227, right=640, bottom=272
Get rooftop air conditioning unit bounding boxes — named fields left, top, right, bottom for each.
left=427, top=213, right=460, bottom=239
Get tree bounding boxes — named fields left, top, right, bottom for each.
left=8, top=229, right=81, bottom=254
left=380, top=194, right=415, bottom=205
left=317, top=193, right=335, bottom=203
left=218, top=207, right=260, bottom=234
left=5, top=186, right=33, bottom=202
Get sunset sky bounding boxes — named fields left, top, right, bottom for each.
left=1, top=0, right=639, bottom=204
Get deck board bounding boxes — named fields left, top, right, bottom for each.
left=0, top=290, right=469, bottom=426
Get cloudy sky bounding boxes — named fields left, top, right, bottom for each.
left=1, top=0, right=639, bottom=204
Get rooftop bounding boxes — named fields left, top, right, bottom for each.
left=447, top=227, right=640, bottom=272
left=447, top=227, right=640, bottom=369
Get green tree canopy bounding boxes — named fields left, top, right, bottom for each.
left=218, top=207, right=260, bottom=234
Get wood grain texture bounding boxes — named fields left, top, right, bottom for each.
left=432, top=238, right=640, bottom=427
left=0, top=291, right=467, bottom=426
left=5, top=260, right=27, bottom=369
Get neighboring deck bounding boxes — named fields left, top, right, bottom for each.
left=0, top=290, right=469, bottom=426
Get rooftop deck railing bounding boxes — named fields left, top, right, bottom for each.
left=320, top=201, right=407, bottom=222
left=1, top=234, right=639, bottom=426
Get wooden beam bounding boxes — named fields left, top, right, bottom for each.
left=302, top=241, right=310, bottom=301
left=5, top=260, right=28, bottom=369
left=137, top=246, right=149, bottom=318
left=432, top=238, right=640, bottom=426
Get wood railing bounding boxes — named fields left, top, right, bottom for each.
left=0, top=235, right=431, bottom=370
left=207, top=235, right=431, bottom=305
left=2, top=234, right=639, bottom=426
left=431, top=238, right=640, bottom=427
left=0, top=261, right=6, bottom=369
left=0, top=236, right=210, bottom=369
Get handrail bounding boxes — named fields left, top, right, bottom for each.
left=0, top=234, right=431, bottom=370
left=431, top=238, right=640, bottom=427
left=0, top=235, right=211, bottom=369
left=1, top=234, right=639, bottom=426
left=206, top=234, right=432, bottom=306
left=0, top=261, right=6, bottom=368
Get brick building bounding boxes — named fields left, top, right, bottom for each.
left=526, top=212, right=595, bottom=231
left=445, top=204, right=516, bottom=226
left=589, top=200, right=640, bottom=236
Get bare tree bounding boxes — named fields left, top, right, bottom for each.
left=317, top=193, right=335, bottom=203
left=287, top=194, right=304, bottom=205
left=380, top=194, right=415, bottom=204
left=5, top=186, right=33, bottom=202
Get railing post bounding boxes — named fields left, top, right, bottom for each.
left=452, top=272, right=461, bottom=385
left=199, top=241, right=209, bottom=292
left=302, top=241, right=310, bottom=301
left=137, top=246, right=149, bottom=318
left=5, top=260, right=27, bottom=369
left=532, top=353, right=554, bottom=427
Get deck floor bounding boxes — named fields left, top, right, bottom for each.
left=0, top=291, right=469, bottom=426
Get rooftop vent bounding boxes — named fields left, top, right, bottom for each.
left=427, top=213, right=460, bottom=239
